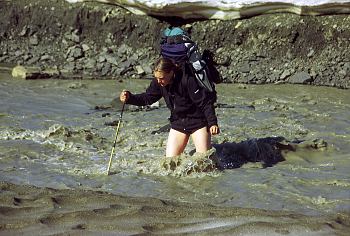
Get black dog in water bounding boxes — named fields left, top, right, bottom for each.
left=213, top=137, right=297, bottom=169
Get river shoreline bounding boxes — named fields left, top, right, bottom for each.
left=0, top=181, right=349, bottom=235
left=0, top=0, right=349, bottom=88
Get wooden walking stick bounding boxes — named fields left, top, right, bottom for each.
left=107, top=103, right=125, bottom=175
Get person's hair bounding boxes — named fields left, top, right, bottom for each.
left=154, top=57, right=179, bottom=74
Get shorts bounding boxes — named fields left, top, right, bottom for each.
left=171, top=117, right=208, bottom=135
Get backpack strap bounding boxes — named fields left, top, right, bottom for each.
left=187, top=49, right=215, bottom=92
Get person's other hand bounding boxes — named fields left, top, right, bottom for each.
left=120, top=90, right=130, bottom=103
left=209, top=125, right=220, bottom=135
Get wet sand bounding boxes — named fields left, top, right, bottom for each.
left=0, top=181, right=349, bottom=235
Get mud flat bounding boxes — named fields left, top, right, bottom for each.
left=0, top=181, right=349, bottom=235
left=0, top=0, right=349, bottom=88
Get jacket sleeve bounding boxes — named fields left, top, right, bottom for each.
left=126, top=79, right=162, bottom=106
left=187, top=77, right=218, bottom=127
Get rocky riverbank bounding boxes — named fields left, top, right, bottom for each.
left=0, top=0, right=349, bottom=88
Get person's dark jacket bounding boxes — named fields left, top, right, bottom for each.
left=127, top=65, right=218, bottom=127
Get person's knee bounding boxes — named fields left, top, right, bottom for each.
left=195, top=143, right=211, bottom=153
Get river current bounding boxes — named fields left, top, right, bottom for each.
left=0, top=73, right=349, bottom=217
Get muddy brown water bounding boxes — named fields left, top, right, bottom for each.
left=0, top=73, right=349, bottom=221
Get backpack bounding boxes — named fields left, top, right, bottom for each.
left=160, top=27, right=223, bottom=93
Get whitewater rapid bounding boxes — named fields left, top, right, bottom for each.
left=65, top=0, right=350, bottom=19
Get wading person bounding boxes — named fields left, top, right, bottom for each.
left=119, top=57, right=220, bottom=157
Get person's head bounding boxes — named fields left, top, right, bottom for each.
left=153, top=57, right=178, bottom=87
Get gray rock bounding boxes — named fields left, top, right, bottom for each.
left=247, top=74, right=256, bottom=82
left=105, top=37, right=113, bottom=45
left=135, top=65, right=145, bottom=75
left=85, top=58, right=96, bottom=69
left=23, top=54, right=31, bottom=61
left=63, top=63, right=76, bottom=73
left=73, top=47, right=84, bottom=59
left=255, top=74, right=266, bottom=84
left=61, top=38, right=69, bottom=47
left=66, top=57, right=75, bottom=62
left=128, top=53, right=139, bottom=65
left=40, top=55, right=52, bottom=61
left=309, top=68, right=317, bottom=78
left=269, top=72, right=279, bottom=82
left=101, top=47, right=109, bottom=53
left=98, top=55, right=107, bottom=63
left=96, top=62, right=104, bottom=72
left=339, top=69, right=347, bottom=76
left=113, top=67, right=123, bottom=76
left=66, top=46, right=84, bottom=60
left=101, top=63, right=111, bottom=76
left=142, top=64, right=153, bottom=75
left=288, top=71, right=312, bottom=84
left=75, top=63, right=83, bottom=71
left=27, top=56, right=40, bottom=65
left=307, top=48, right=315, bottom=58
left=0, top=56, right=9, bottom=62
left=238, top=62, right=250, bottom=73
left=14, top=50, right=23, bottom=57
left=110, top=66, right=118, bottom=76
left=71, top=34, right=80, bottom=43
left=106, top=55, right=118, bottom=66
left=82, top=44, right=90, bottom=52
left=29, top=35, right=39, bottom=46
left=118, top=60, right=133, bottom=75
left=280, top=69, right=291, bottom=80
left=117, top=44, right=129, bottom=56
left=19, top=26, right=29, bottom=37
left=65, top=30, right=81, bottom=43
left=119, top=60, right=132, bottom=70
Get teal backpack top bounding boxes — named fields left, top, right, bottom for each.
left=163, top=27, right=188, bottom=37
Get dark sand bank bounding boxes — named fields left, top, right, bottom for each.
left=0, top=0, right=349, bottom=87
left=0, top=181, right=349, bottom=235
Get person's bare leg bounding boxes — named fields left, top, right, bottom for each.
left=166, top=128, right=190, bottom=157
left=191, top=126, right=211, bottom=153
